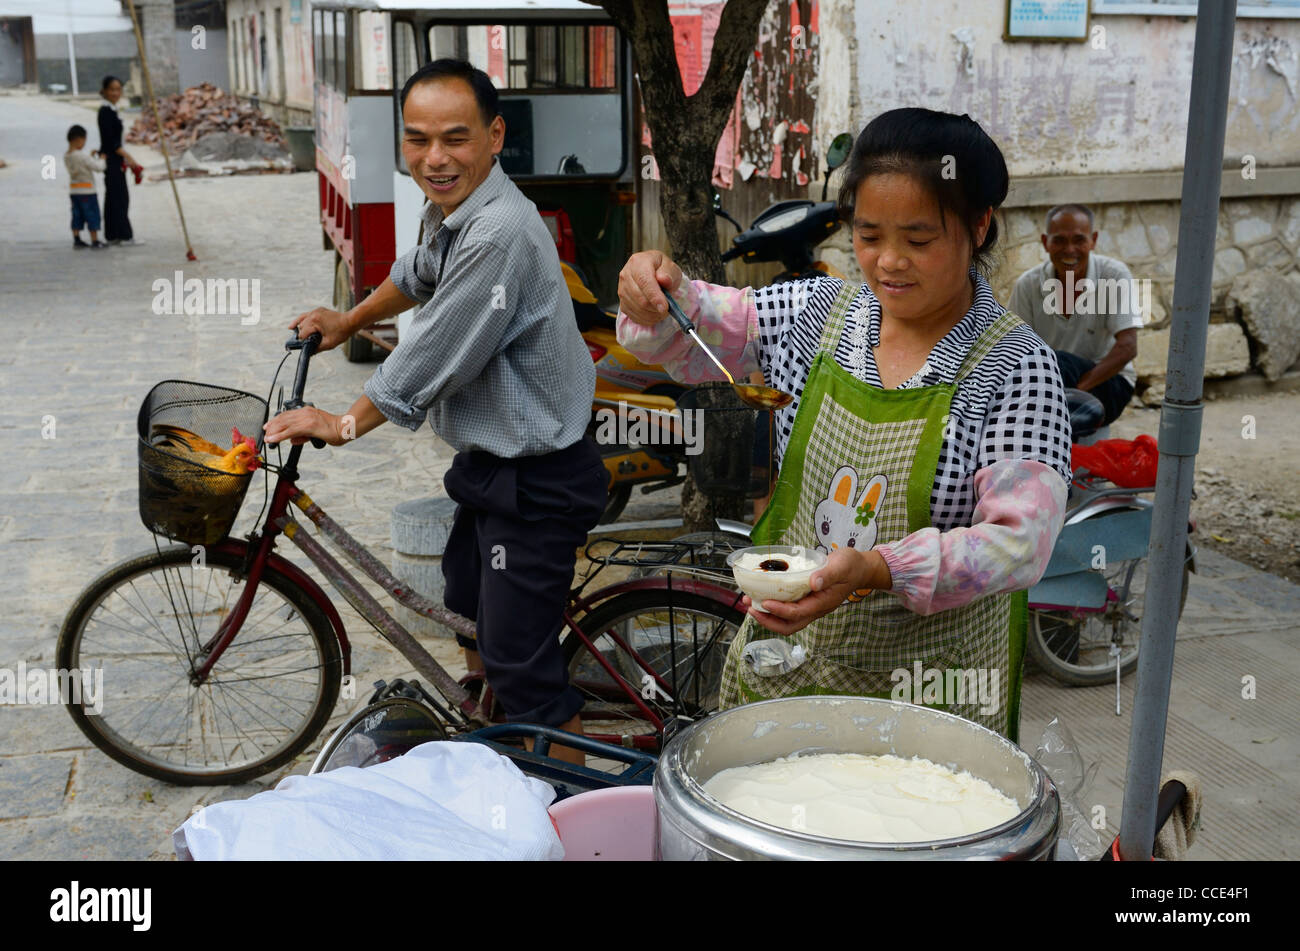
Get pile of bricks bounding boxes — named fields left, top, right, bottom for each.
left=126, top=83, right=286, bottom=155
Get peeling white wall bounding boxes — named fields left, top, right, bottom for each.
left=813, top=0, right=855, bottom=176
left=848, top=0, right=1300, bottom=176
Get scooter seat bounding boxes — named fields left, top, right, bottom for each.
left=1075, top=425, right=1110, bottom=446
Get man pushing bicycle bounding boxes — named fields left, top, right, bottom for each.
left=264, top=59, right=606, bottom=765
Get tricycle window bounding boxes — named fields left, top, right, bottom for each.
left=417, top=22, right=626, bottom=178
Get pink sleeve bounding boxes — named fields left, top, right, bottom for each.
left=615, top=277, right=760, bottom=384
left=874, top=459, right=1068, bottom=615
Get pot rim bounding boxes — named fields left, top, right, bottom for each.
left=666, top=695, right=1051, bottom=850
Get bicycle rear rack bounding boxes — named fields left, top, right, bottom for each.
left=584, top=537, right=742, bottom=571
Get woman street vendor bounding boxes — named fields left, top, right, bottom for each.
left=616, top=109, right=1073, bottom=741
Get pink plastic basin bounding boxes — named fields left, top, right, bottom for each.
left=548, top=785, right=658, bottom=861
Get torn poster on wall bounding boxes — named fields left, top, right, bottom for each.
left=642, top=0, right=820, bottom=189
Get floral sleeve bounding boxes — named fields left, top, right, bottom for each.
left=875, top=459, right=1068, bottom=615
left=616, top=277, right=761, bottom=384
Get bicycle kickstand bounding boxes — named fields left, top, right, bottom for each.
left=1111, top=643, right=1122, bottom=716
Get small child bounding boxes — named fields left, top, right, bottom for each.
left=65, top=124, right=106, bottom=249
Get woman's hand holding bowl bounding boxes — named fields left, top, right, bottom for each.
left=745, top=548, right=893, bottom=635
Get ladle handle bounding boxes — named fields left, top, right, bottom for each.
left=664, top=290, right=736, bottom=385
left=664, top=294, right=696, bottom=334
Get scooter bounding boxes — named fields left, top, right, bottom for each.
left=565, top=261, right=691, bottom=524
left=576, top=132, right=856, bottom=523
left=713, top=131, right=853, bottom=283
left=1025, top=390, right=1197, bottom=700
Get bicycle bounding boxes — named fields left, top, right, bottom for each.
left=57, top=332, right=746, bottom=786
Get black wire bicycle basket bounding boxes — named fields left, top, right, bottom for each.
left=137, top=380, right=268, bottom=546
left=676, top=382, right=771, bottom=498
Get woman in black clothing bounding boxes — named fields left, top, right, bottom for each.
left=97, top=76, right=141, bottom=244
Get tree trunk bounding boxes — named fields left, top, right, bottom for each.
left=593, top=0, right=769, bottom=531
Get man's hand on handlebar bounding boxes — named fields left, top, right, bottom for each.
left=617, top=250, right=684, bottom=327
left=289, top=307, right=354, bottom=352
left=263, top=406, right=349, bottom=447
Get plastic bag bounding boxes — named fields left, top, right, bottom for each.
left=1034, top=716, right=1104, bottom=861
left=742, top=638, right=809, bottom=677
left=173, top=741, right=564, bottom=861
left=1070, top=434, right=1159, bottom=488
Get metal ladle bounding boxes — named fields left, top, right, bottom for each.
left=663, top=295, right=794, bottom=410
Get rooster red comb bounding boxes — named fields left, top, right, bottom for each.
left=233, top=427, right=261, bottom=470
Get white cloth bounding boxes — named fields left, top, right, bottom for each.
left=173, top=741, right=564, bottom=861
left=1153, top=770, right=1201, bottom=861
left=1010, top=253, right=1144, bottom=386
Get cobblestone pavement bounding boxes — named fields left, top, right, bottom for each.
left=1, top=93, right=1295, bottom=860
left=1, top=92, right=470, bottom=859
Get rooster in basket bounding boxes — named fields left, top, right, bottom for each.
left=151, top=425, right=261, bottom=475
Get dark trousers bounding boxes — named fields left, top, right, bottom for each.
left=1054, top=350, right=1134, bottom=426
left=70, top=194, right=101, bottom=232
left=441, top=436, right=608, bottom=725
left=103, top=162, right=132, bottom=242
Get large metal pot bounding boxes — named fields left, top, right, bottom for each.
left=655, top=696, right=1059, bottom=860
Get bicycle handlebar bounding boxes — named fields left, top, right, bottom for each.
left=285, top=329, right=321, bottom=351
left=284, top=330, right=322, bottom=403
left=266, top=330, right=325, bottom=450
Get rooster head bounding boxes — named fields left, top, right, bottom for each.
left=233, top=427, right=261, bottom=471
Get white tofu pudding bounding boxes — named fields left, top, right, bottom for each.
left=701, top=751, right=1021, bottom=843
left=726, top=545, right=827, bottom=604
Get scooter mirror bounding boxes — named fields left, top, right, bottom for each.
left=826, top=132, right=853, bottom=170
left=713, top=188, right=743, bottom=232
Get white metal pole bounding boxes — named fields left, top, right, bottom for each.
left=65, top=0, right=78, bottom=95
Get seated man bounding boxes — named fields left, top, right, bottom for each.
left=1011, top=204, right=1142, bottom=435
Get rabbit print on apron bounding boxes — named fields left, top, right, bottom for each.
left=814, top=467, right=887, bottom=555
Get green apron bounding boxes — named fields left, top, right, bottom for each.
left=717, top=282, right=1028, bottom=742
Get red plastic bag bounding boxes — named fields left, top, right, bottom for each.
left=1070, top=434, right=1159, bottom=488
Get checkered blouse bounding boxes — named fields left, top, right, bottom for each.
left=747, top=273, right=1073, bottom=531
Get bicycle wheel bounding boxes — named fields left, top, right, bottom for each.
left=599, top=483, right=632, bottom=525
left=58, top=545, right=342, bottom=785
left=561, top=589, right=745, bottom=736
left=1028, top=540, right=1191, bottom=687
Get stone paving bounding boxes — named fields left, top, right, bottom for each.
left=1, top=92, right=1295, bottom=860
left=1, top=92, right=469, bottom=859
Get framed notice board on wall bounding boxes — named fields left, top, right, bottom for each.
left=1004, top=0, right=1091, bottom=42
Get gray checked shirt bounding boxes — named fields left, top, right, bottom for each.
left=364, top=158, right=595, bottom=457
